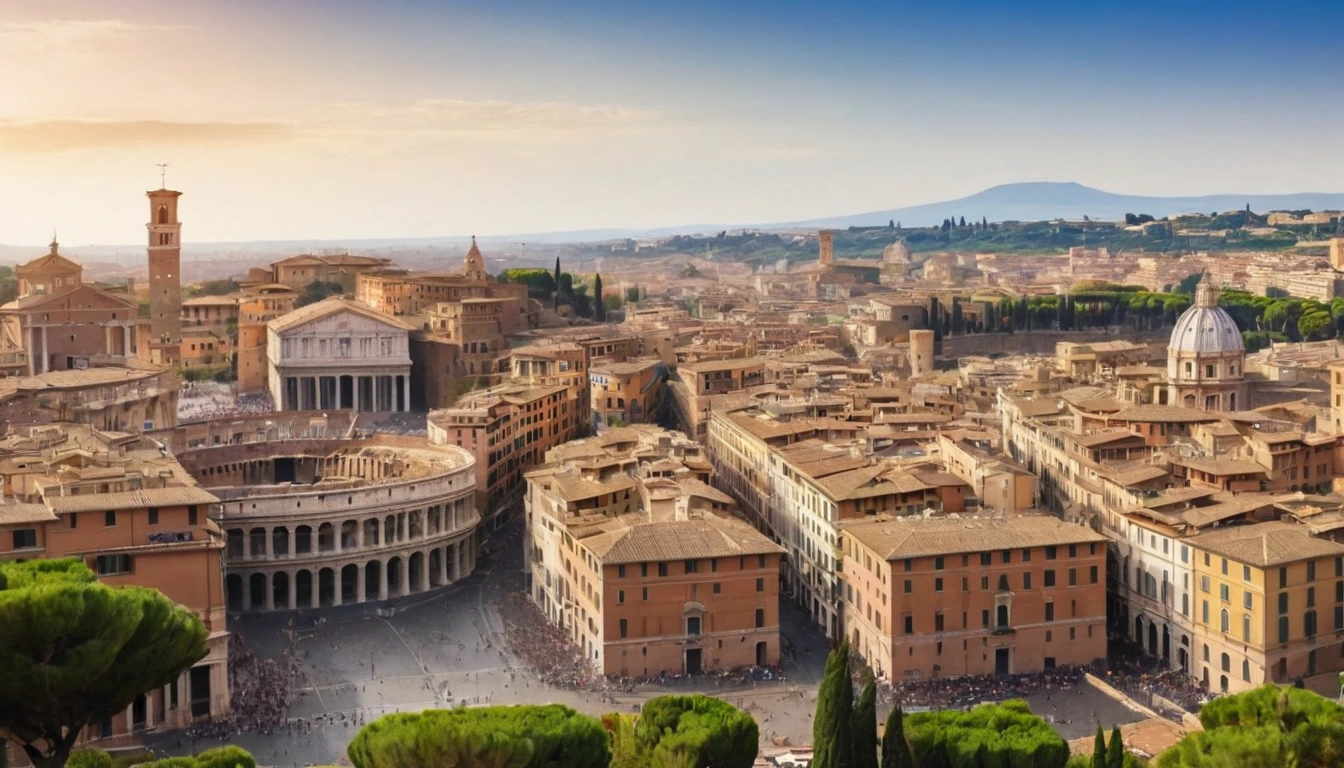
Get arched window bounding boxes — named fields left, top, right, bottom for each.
left=1206, top=364, right=1215, bottom=378
left=1242, top=658, right=1250, bottom=682
left=157, top=205, right=169, bottom=224
left=1220, top=652, right=1230, bottom=673
left=1243, top=614, right=1251, bottom=642
left=1220, top=608, right=1229, bottom=633
left=1228, top=392, right=1237, bottom=410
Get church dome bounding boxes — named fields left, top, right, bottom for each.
left=1169, top=276, right=1243, bottom=355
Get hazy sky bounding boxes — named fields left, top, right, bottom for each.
left=3, top=0, right=1343, bottom=244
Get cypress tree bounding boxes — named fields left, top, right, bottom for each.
left=594, top=273, right=605, bottom=321
left=553, top=257, right=561, bottom=309
left=1106, top=725, right=1125, bottom=768
left=813, top=642, right=855, bottom=768
left=852, top=674, right=878, bottom=768
left=879, top=706, right=913, bottom=768
left=1092, top=723, right=1106, bottom=768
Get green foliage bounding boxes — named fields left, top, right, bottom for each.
left=66, top=751, right=111, bottom=768
left=141, top=759, right=196, bottom=768
left=603, top=713, right=641, bottom=768
left=905, top=700, right=1069, bottom=768
left=1155, top=686, right=1344, bottom=767
left=1107, top=725, right=1124, bottom=768
left=880, top=705, right=914, bottom=768
left=681, top=263, right=701, bottom=278
left=813, top=641, right=856, bottom=768
left=0, top=559, right=208, bottom=768
left=184, top=279, right=239, bottom=298
left=191, top=747, right=255, bottom=768
left=633, top=695, right=758, bottom=768
left=1093, top=724, right=1107, bottom=768
left=853, top=675, right=878, bottom=768
left=347, top=705, right=610, bottom=768
left=109, top=752, right=155, bottom=768
left=502, top=268, right=557, bottom=300
left=295, top=281, right=344, bottom=308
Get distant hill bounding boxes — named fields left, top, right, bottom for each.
left=780, top=181, right=1344, bottom=229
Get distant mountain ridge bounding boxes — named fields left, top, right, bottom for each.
left=781, top=181, right=1344, bottom=230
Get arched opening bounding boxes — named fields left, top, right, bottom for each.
left=295, top=525, right=312, bottom=555
left=227, top=529, right=244, bottom=558
left=1162, top=625, right=1170, bottom=661
left=318, top=567, right=335, bottom=606
left=1228, top=392, right=1237, bottom=410
left=384, top=515, right=396, bottom=544
left=364, top=518, right=380, bottom=546
left=226, top=573, right=244, bottom=611
left=1148, top=622, right=1158, bottom=655
left=249, top=528, right=266, bottom=557
left=756, top=641, right=768, bottom=667
left=429, top=548, right=443, bottom=587
left=1183, top=394, right=1196, bottom=408
left=272, top=527, right=290, bottom=556
left=273, top=571, right=290, bottom=610
left=1205, top=394, right=1219, bottom=410
left=409, top=511, right=423, bottom=539
left=341, top=563, right=359, bottom=603
left=341, top=520, right=358, bottom=549
left=365, top=560, right=382, bottom=600
left=248, top=573, right=267, bottom=609
left=295, top=569, right=313, bottom=607
left=1219, top=675, right=1228, bottom=692
left=318, top=523, right=335, bottom=553
left=1135, top=615, right=1145, bottom=645
left=388, top=556, right=403, bottom=596
left=158, top=205, right=169, bottom=225
left=409, top=551, right=424, bottom=592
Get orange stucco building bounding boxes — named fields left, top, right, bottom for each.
left=841, top=514, right=1107, bottom=681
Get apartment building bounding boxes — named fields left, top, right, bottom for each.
left=589, top=358, right=668, bottom=429
left=524, top=425, right=783, bottom=676
left=840, top=515, right=1107, bottom=680
left=669, top=356, right=766, bottom=440
left=0, top=424, right=230, bottom=741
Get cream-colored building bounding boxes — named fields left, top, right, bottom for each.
left=267, top=298, right=413, bottom=412
left=1166, top=275, right=1246, bottom=411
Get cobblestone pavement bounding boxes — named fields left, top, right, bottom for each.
left=147, top=517, right=1142, bottom=765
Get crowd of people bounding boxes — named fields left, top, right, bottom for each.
left=227, top=633, right=299, bottom=735
left=1101, top=652, right=1212, bottom=713
left=498, top=591, right=602, bottom=689
left=177, top=384, right=275, bottom=424
left=872, top=666, right=1089, bottom=711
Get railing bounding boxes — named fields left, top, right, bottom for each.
left=148, top=530, right=194, bottom=544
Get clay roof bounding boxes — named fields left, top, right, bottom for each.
left=1107, top=405, right=1221, bottom=424
left=0, top=503, right=57, bottom=525
left=1187, top=521, right=1344, bottom=567
left=842, top=514, right=1106, bottom=560
left=583, top=516, right=783, bottom=564
left=44, top=486, right=220, bottom=514
left=1171, top=457, right=1267, bottom=477
left=1075, top=429, right=1145, bottom=448
left=681, top=356, right=768, bottom=373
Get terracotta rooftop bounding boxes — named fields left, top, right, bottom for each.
left=842, top=514, right=1105, bottom=560
left=1187, top=521, right=1344, bottom=567
left=583, top=515, right=784, bottom=564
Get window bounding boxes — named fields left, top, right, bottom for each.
left=1305, top=611, right=1318, bottom=639
left=1022, top=549, right=1032, bottom=562
left=1202, top=600, right=1209, bottom=624
left=69, top=513, right=77, bottom=529
left=1279, top=593, right=1289, bottom=614
left=1244, top=591, right=1253, bottom=610
left=980, top=553, right=992, bottom=566
left=755, top=608, right=765, bottom=628
left=756, top=578, right=765, bottom=593
left=1243, top=565, right=1252, bottom=582
left=1221, top=558, right=1228, bottom=575
left=686, top=617, right=701, bottom=636
left=641, top=587, right=648, bottom=601
left=1089, top=566, right=1098, bottom=584
left=903, top=579, right=913, bottom=594
left=617, top=590, right=625, bottom=604
left=1023, top=572, right=1032, bottom=590
left=1068, top=544, right=1077, bottom=558
left=619, top=619, right=628, bottom=638
left=935, top=556, right=944, bottom=570
left=758, top=554, right=766, bottom=568
left=1068, top=568, right=1077, bottom=586
left=11, top=529, right=37, bottom=549
left=904, top=615, right=914, bottom=634
left=1309, top=561, right=1317, bottom=581
left=95, top=554, right=132, bottom=576
left=641, top=564, right=649, bottom=577
left=1045, top=546, right=1057, bottom=560
left=148, top=508, right=159, bottom=525
left=1220, top=584, right=1229, bottom=602
left=1044, top=570, right=1056, bottom=587
left=658, top=563, right=669, bottom=577
left=684, top=560, right=698, bottom=574
left=1280, top=567, right=1288, bottom=588
left=904, top=559, right=912, bottom=572
left=980, top=576, right=989, bottom=590
left=617, top=565, right=626, bottom=578
left=1243, top=614, right=1251, bottom=642
left=1308, top=587, right=1316, bottom=608
left=1220, top=609, right=1229, bottom=633
left=997, top=575, right=1009, bottom=591
left=934, top=578, right=943, bottom=593
left=711, top=559, right=718, bottom=572
left=105, top=510, right=117, bottom=527
left=1201, top=575, right=1210, bottom=593
left=1180, top=545, right=1188, bottom=563
left=713, top=582, right=721, bottom=594
left=1045, top=602, right=1055, bottom=621
left=981, top=609, right=990, bottom=628
left=1002, top=550, right=1012, bottom=564
left=1279, top=616, right=1290, bottom=643
left=935, top=612, right=944, bottom=632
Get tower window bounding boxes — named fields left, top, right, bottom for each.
left=158, top=206, right=169, bottom=225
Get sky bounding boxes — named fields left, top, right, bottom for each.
left=2, top=0, right=1344, bottom=244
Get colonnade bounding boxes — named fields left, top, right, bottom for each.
left=280, top=372, right=410, bottom=412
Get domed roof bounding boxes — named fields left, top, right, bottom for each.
left=1169, top=275, right=1244, bottom=355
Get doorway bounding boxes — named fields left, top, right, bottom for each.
left=994, top=648, right=1010, bottom=676
left=756, top=641, right=768, bottom=667
left=685, top=648, right=703, bottom=676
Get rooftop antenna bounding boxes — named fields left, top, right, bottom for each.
left=155, top=163, right=169, bottom=189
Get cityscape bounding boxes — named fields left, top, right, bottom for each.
left=6, top=2, right=1344, bottom=768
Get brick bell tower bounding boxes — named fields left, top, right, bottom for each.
left=146, top=184, right=183, bottom=346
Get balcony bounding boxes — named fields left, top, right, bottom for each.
left=147, top=530, right=195, bottom=544
left=990, top=625, right=1017, bottom=636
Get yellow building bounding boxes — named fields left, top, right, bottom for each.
left=1188, top=521, right=1344, bottom=695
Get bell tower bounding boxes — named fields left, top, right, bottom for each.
left=147, top=185, right=183, bottom=345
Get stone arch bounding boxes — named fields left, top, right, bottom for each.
left=409, top=510, right=423, bottom=539
left=318, top=522, right=335, bottom=553
left=273, top=571, right=290, bottom=610
left=296, top=569, right=313, bottom=606
left=341, top=563, right=359, bottom=603
left=365, top=560, right=382, bottom=601
left=384, top=515, right=396, bottom=544
left=227, top=528, right=244, bottom=558
left=248, top=573, right=267, bottom=610
left=272, top=526, right=290, bottom=556
left=341, top=520, right=358, bottom=550
left=318, top=567, right=336, bottom=606
left=295, top=525, right=313, bottom=555
left=388, top=556, right=403, bottom=597
left=409, top=551, right=424, bottom=593
left=429, top=548, right=443, bottom=587
left=364, top=518, right=380, bottom=546
left=249, top=527, right=267, bottom=557
left=226, top=573, right=244, bottom=611
left=1183, top=393, right=1196, bottom=408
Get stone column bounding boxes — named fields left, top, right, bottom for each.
left=124, top=325, right=133, bottom=357
left=287, top=572, right=298, bottom=610
left=104, top=325, right=114, bottom=355
left=357, top=520, right=365, bottom=550
left=361, top=376, right=372, bottom=412
left=39, top=326, right=48, bottom=373
left=357, top=567, right=367, bottom=603
left=440, top=546, right=450, bottom=584
left=243, top=577, right=253, bottom=611
left=402, top=374, right=411, bottom=413
left=311, top=577, right=320, bottom=609
left=420, top=553, right=430, bottom=593
left=264, top=528, right=272, bottom=558
left=378, top=560, right=389, bottom=601
left=453, top=544, right=463, bottom=581
left=263, top=575, right=274, bottom=611
left=26, top=327, right=35, bottom=376
left=333, top=577, right=343, bottom=607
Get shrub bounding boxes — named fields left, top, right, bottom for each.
left=67, top=750, right=112, bottom=768
left=905, top=700, right=1069, bottom=768
left=347, top=705, right=610, bottom=768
